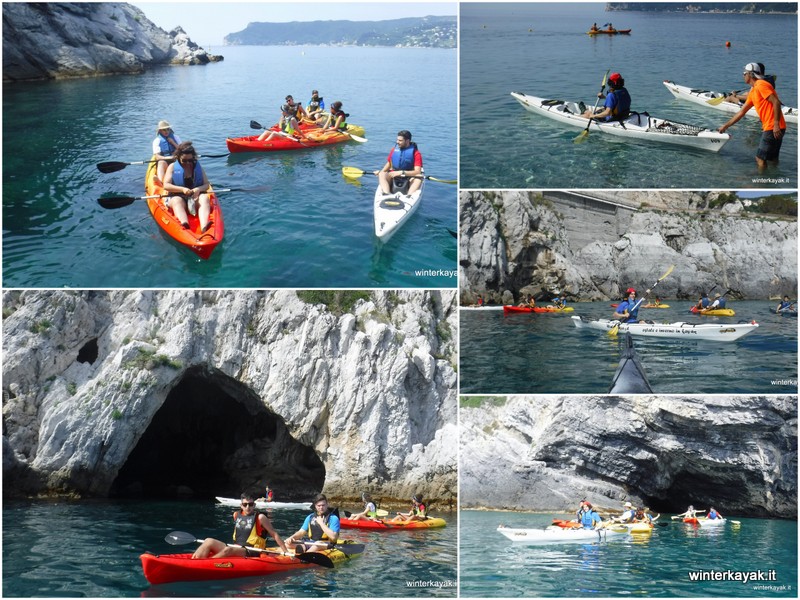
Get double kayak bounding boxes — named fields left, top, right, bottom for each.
left=663, top=80, right=798, bottom=125
left=497, top=525, right=626, bottom=544
left=690, top=306, right=736, bottom=316
left=144, top=156, right=224, bottom=260
left=611, top=303, right=669, bottom=309
left=373, top=169, right=425, bottom=242
left=215, top=496, right=310, bottom=510
left=140, top=547, right=351, bottom=584
left=571, top=316, right=759, bottom=341
left=226, top=123, right=366, bottom=153
left=510, top=92, right=731, bottom=152
left=339, top=516, right=446, bottom=530
left=587, top=28, right=631, bottom=35
left=503, top=305, right=574, bottom=314
left=608, top=333, right=653, bottom=394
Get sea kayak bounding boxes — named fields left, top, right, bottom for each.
left=571, top=316, right=759, bottom=341
left=611, top=303, right=669, bottom=308
left=608, top=333, right=653, bottom=394
left=226, top=123, right=366, bottom=153
left=215, top=496, right=311, bottom=510
left=690, top=306, right=736, bottom=316
left=140, top=548, right=350, bottom=584
left=696, top=517, right=726, bottom=527
left=497, top=525, right=625, bottom=544
left=510, top=92, right=730, bottom=152
left=144, top=156, right=223, bottom=260
left=587, top=28, right=631, bottom=35
left=773, top=308, right=798, bottom=317
left=339, top=516, right=446, bottom=530
left=373, top=169, right=425, bottom=242
left=663, top=80, right=798, bottom=125
left=503, top=305, right=574, bottom=314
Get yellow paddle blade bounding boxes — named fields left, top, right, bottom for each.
left=573, top=129, right=590, bottom=144
left=607, top=323, right=620, bottom=337
left=706, top=95, right=728, bottom=106
left=659, top=265, right=675, bottom=281
left=342, top=167, right=366, bottom=179
left=376, top=509, right=389, bottom=517
left=427, top=176, right=458, bottom=185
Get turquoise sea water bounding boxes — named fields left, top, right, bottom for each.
left=460, top=511, right=798, bottom=597
left=2, top=499, right=457, bottom=597
left=2, top=45, right=457, bottom=288
left=460, top=4, right=798, bottom=189
left=459, top=301, right=798, bottom=394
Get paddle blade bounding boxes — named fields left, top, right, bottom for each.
left=97, top=196, right=137, bottom=209
left=96, top=161, right=130, bottom=174
left=296, top=551, right=335, bottom=568
left=658, top=265, right=675, bottom=281
left=165, top=531, right=200, bottom=545
left=250, top=120, right=266, bottom=130
left=607, top=323, right=620, bottom=337
left=345, top=132, right=368, bottom=143
left=706, top=95, right=727, bottom=106
left=427, top=176, right=457, bottom=184
left=342, top=167, right=367, bottom=179
left=375, top=509, right=389, bottom=517
left=573, top=129, right=590, bottom=144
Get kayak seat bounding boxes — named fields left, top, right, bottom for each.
left=380, top=199, right=405, bottom=210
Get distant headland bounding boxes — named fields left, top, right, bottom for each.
left=606, top=2, right=797, bottom=13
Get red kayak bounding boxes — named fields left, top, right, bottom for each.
left=503, top=305, right=573, bottom=314
left=339, top=516, right=446, bottom=530
left=683, top=517, right=699, bottom=524
left=552, top=519, right=582, bottom=529
left=587, top=28, right=631, bottom=35
left=226, top=123, right=365, bottom=153
left=140, top=548, right=351, bottom=584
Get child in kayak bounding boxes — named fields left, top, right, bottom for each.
left=395, top=494, right=428, bottom=522
left=285, top=494, right=341, bottom=553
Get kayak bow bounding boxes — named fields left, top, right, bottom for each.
left=608, top=333, right=653, bottom=393
left=373, top=168, right=425, bottom=242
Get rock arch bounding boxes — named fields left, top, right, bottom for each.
left=111, top=365, right=325, bottom=500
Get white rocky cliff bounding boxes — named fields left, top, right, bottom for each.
left=459, top=190, right=797, bottom=304
left=2, top=290, right=458, bottom=506
left=460, top=395, right=796, bottom=518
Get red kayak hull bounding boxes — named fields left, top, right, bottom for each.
left=140, top=552, right=315, bottom=584
left=339, top=517, right=446, bottom=530
left=226, top=123, right=365, bottom=153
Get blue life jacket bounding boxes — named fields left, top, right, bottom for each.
left=618, top=299, right=639, bottom=322
left=157, top=132, right=179, bottom=155
left=716, top=298, right=726, bottom=308
left=604, top=87, right=631, bottom=121
left=701, top=297, right=711, bottom=308
left=581, top=510, right=600, bottom=529
left=391, top=144, right=417, bottom=170
left=172, top=161, right=204, bottom=188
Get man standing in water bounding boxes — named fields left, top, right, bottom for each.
left=719, top=62, right=786, bottom=171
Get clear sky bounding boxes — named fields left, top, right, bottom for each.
left=131, top=1, right=457, bottom=46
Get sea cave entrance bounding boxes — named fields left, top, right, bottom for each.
left=111, top=366, right=325, bottom=500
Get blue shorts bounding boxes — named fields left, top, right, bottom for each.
left=756, top=129, right=785, bottom=161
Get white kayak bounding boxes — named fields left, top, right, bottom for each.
left=663, top=80, right=798, bottom=125
left=215, top=496, right=311, bottom=510
left=696, top=517, right=727, bottom=527
left=571, top=316, right=759, bottom=341
left=510, top=92, right=730, bottom=152
left=373, top=169, right=425, bottom=242
left=497, top=525, right=626, bottom=544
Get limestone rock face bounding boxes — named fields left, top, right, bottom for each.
left=2, top=3, right=222, bottom=81
left=2, top=290, right=457, bottom=505
left=459, top=191, right=797, bottom=304
left=460, top=395, right=797, bottom=518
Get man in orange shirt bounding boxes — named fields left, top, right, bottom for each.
left=719, top=62, right=786, bottom=170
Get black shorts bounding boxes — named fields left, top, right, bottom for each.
left=756, top=129, right=785, bottom=161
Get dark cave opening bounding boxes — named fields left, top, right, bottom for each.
left=640, top=469, right=763, bottom=516
left=77, top=338, right=99, bottom=364
left=110, top=366, right=325, bottom=500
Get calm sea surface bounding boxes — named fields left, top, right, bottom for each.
left=460, top=511, right=798, bottom=597
left=2, top=499, right=457, bottom=597
left=459, top=301, right=798, bottom=394
left=460, top=4, right=798, bottom=189
left=3, top=45, right=457, bottom=288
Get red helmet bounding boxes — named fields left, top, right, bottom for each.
left=609, top=72, right=623, bottom=85
left=626, top=287, right=636, bottom=294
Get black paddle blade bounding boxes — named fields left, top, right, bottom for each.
left=164, top=531, right=199, bottom=545
left=250, top=120, right=265, bottom=130
left=296, top=551, right=335, bottom=568
left=96, top=161, right=129, bottom=173
left=97, top=196, right=137, bottom=209
left=334, top=542, right=365, bottom=556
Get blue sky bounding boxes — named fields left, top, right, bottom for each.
left=132, top=2, right=457, bottom=46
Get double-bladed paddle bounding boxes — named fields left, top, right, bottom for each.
left=97, top=186, right=267, bottom=209
left=96, top=153, right=230, bottom=174
left=342, top=166, right=457, bottom=185
left=574, top=69, right=610, bottom=143
left=608, top=264, right=675, bottom=336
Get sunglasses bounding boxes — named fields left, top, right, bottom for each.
left=241, top=501, right=255, bottom=507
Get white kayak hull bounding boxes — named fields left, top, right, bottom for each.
left=663, top=80, right=798, bottom=125
left=696, top=517, right=727, bottom=527
left=497, top=525, right=625, bottom=544
left=215, top=496, right=311, bottom=510
left=510, top=92, right=730, bottom=152
left=571, top=316, right=759, bottom=341
left=373, top=169, right=425, bottom=242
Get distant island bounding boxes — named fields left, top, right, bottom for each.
left=224, top=16, right=456, bottom=48
left=607, top=2, right=797, bottom=13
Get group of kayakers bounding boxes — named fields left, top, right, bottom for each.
left=256, top=90, right=349, bottom=142
left=571, top=499, right=659, bottom=529
left=348, top=492, right=429, bottom=522
left=579, top=60, right=786, bottom=170
left=676, top=505, right=724, bottom=520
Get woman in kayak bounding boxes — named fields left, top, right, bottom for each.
left=322, top=101, right=349, bottom=131
left=192, top=492, right=288, bottom=559
left=613, top=288, right=642, bottom=322
left=162, top=142, right=212, bottom=233
left=285, top=494, right=341, bottom=553
left=152, top=120, right=181, bottom=183
left=579, top=502, right=603, bottom=529
left=375, top=130, right=424, bottom=197
left=350, top=492, right=380, bottom=521
left=581, top=72, right=631, bottom=122
left=395, top=494, right=428, bottom=522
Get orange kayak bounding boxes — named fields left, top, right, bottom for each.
left=226, top=123, right=365, bottom=153
left=339, top=516, right=446, bottom=530
left=144, top=156, right=224, bottom=259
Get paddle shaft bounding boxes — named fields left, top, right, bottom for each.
left=629, top=265, right=675, bottom=313
left=577, top=70, right=610, bottom=139
left=96, top=153, right=229, bottom=173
